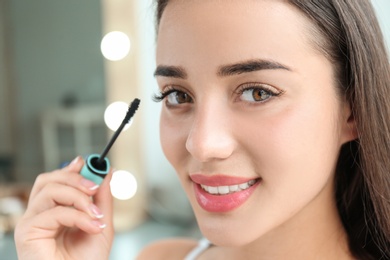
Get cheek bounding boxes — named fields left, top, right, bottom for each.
left=225, top=99, right=343, bottom=235
left=240, top=98, right=342, bottom=187
left=159, top=111, right=189, bottom=170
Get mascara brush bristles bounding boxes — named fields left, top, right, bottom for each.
left=123, top=98, right=140, bottom=123
left=98, top=98, right=141, bottom=164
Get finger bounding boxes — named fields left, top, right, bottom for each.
left=29, top=156, right=84, bottom=196
left=26, top=182, right=104, bottom=220
left=65, top=155, right=85, bottom=172
left=93, top=169, right=114, bottom=239
left=29, top=157, right=98, bottom=202
left=29, top=206, right=106, bottom=237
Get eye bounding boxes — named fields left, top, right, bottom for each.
left=238, top=84, right=281, bottom=103
left=153, top=87, right=193, bottom=105
left=167, top=91, right=192, bottom=105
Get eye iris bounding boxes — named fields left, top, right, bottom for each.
left=253, top=89, right=270, bottom=101
left=176, top=92, right=190, bottom=103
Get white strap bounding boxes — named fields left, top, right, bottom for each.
left=184, top=238, right=212, bottom=260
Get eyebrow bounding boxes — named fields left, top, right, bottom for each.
left=153, top=59, right=291, bottom=79
left=217, top=59, right=291, bottom=77
left=154, top=65, right=187, bottom=79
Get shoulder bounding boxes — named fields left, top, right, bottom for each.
left=136, top=238, right=199, bottom=260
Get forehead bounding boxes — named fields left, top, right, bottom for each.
left=156, top=0, right=320, bottom=73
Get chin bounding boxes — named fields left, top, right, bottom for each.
left=195, top=212, right=267, bottom=248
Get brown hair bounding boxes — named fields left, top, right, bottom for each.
left=154, top=0, right=390, bottom=258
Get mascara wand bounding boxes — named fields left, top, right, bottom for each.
left=80, top=98, right=141, bottom=185
left=97, top=98, right=140, bottom=165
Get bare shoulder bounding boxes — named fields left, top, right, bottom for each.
left=136, top=238, right=199, bottom=260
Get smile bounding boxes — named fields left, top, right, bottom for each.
left=190, top=174, right=261, bottom=212
left=200, top=179, right=257, bottom=195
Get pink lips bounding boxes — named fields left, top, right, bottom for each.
left=190, top=174, right=260, bottom=213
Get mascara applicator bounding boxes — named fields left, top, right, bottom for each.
left=80, top=98, right=141, bottom=185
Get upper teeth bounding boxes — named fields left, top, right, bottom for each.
left=200, top=179, right=257, bottom=195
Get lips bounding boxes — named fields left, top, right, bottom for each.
left=190, top=174, right=260, bottom=213
left=200, top=179, right=257, bottom=195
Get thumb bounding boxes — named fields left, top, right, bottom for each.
left=93, top=168, right=114, bottom=239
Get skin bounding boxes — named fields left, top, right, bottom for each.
left=15, top=0, right=358, bottom=259
left=14, top=157, right=114, bottom=260
left=146, top=0, right=357, bottom=259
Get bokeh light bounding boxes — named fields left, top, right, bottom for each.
left=104, top=101, right=132, bottom=131
left=110, top=170, right=138, bottom=200
left=100, top=31, right=131, bottom=61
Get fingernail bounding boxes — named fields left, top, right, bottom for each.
left=81, top=178, right=99, bottom=190
left=89, top=204, right=104, bottom=219
left=70, top=156, right=80, bottom=165
left=92, top=220, right=106, bottom=229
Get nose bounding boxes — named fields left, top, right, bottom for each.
left=185, top=101, right=236, bottom=162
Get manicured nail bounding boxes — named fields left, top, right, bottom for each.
left=80, top=178, right=99, bottom=190
left=70, top=156, right=80, bottom=165
left=92, top=220, right=106, bottom=229
left=89, top=204, right=104, bottom=219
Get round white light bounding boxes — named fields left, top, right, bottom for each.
left=110, top=170, right=138, bottom=200
left=100, top=31, right=131, bottom=61
left=104, top=101, right=132, bottom=131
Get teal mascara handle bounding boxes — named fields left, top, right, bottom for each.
left=80, top=154, right=110, bottom=185
left=79, top=99, right=140, bottom=185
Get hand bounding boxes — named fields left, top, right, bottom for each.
left=14, top=156, right=114, bottom=260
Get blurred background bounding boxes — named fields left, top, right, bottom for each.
left=0, top=0, right=389, bottom=259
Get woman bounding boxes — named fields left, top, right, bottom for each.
left=15, top=0, right=390, bottom=259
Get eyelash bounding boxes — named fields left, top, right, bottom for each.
left=235, top=83, right=282, bottom=103
left=152, top=83, right=282, bottom=104
left=152, top=86, right=187, bottom=102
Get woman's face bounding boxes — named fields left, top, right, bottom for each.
left=156, top=0, right=355, bottom=246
